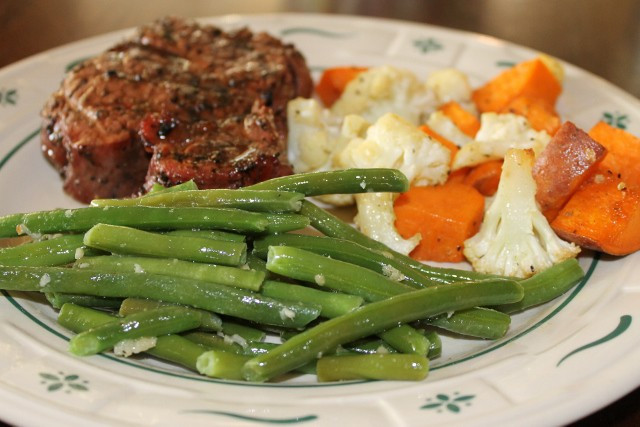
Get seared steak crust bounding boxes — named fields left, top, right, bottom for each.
left=41, top=17, right=312, bottom=202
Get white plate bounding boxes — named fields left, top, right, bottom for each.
left=1, top=13, right=639, bottom=427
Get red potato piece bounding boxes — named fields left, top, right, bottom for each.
left=533, top=121, right=606, bottom=221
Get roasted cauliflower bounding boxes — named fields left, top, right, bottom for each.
left=463, top=148, right=580, bottom=278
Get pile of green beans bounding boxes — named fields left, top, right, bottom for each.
left=0, top=168, right=585, bottom=383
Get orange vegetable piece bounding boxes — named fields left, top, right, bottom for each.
left=589, top=121, right=640, bottom=188
left=463, top=160, right=503, bottom=196
left=533, top=121, right=607, bottom=221
left=501, top=96, right=561, bottom=135
left=419, top=125, right=469, bottom=182
left=314, top=66, right=368, bottom=107
left=439, top=101, right=481, bottom=137
left=551, top=124, right=640, bottom=255
left=472, top=58, right=562, bottom=113
left=552, top=173, right=640, bottom=255
left=394, top=182, right=485, bottom=262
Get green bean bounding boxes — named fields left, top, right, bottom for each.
left=221, top=322, right=266, bottom=342
left=146, top=180, right=199, bottom=195
left=378, top=324, right=431, bottom=355
left=164, top=229, right=246, bottom=243
left=495, top=258, right=585, bottom=313
left=45, top=292, right=123, bottom=309
left=266, top=246, right=416, bottom=302
left=57, top=304, right=206, bottom=371
left=183, top=332, right=245, bottom=355
left=118, top=298, right=222, bottom=332
left=68, top=306, right=202, bottom=356
left=75, top=256, right=264, bottom=291
left=252, top=234, right=435, bottom=288
left=265, top=246, right=440, bottom=353
left=83, top=224, right=247, bottom=266
left=316, top=354, right=429, bottom=382
left=423, top=307, right=511, bottom=340
left=422, top=329, right=442, bottom=359
left=342, top=339, right=396, bottom=355
left=299, top=200, right=501, bottom=285
left=261, top=280, right=363, bottom=319
left=244, top=341, right=278, bottom=356
left=0, top=206, right=273, bottom=237
left=242, top=278, right=523, bottom=382
left=0, top=234, right=99, bottom=267
left=197, top=350, right=252, bottom=380
left=0, top=266, right=321, bottom=328
left=94, top=189, right=305, bottom=213
left=261, top=213, right=311, bottom=234
left=245, top=168, right=409, bottom=196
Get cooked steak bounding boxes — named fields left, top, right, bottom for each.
left=41, top=17, right=312, bottom=203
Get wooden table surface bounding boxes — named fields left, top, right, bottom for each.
left=0, top=0, right=639, bottom=425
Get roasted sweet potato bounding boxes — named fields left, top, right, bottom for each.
left=472, top=58, right=562, bottom=113
left=439, top=101, right=481, bottom=137
left=394, top=182, right=485, bottom=262
left=551, top=123, right=640, bottom=255
left=419, top=124, right=469, bottom=182
left=589, top=121, right=640, bottom=188
left=533, top=121, right=607, bottom=221
left=552, top=173, right=640, bottom=255
left=501, top=96, right=561, bottom=135
left=463, top=160, right=503, bottom=196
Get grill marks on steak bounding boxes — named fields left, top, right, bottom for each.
left=141, top=102, right=292, bottom=189
left=41, top=17, right=312, bottom=202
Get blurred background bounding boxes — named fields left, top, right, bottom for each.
left=0, top=0, right=638, bottom=425
left=1, top=0, right=639, bottom=97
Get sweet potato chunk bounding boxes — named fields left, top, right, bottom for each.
left=472, top=58, right=562, bottom=113
left=533, top=121, right=606, bottom=221
left=552, top=173, right=640, bottom=255
left=589, top=121, right=640, bottom=188
left=394, top=182, right=485, bottom=262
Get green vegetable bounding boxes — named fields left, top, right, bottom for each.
left=83, top=224, right=247, bottom=266
left=422, top=329, right=442, bottom=359
left=423, top=307, right=511, bottom=340
left=45, top=292, right=123, bottom=309
left=94, top=189, right=305, bottom=213
left=242, top=278, right=523, bottom=382
left=75, top=255, right=264, bottom=291
left=0, top=206, right=276, bottom=237
left=265, top=246, right=416, bottom=302
left=221, top=322, right=266, bottom=342
left=496, top=258, right=585, bottom=313
left=378, top=324, right=431, bottom=355
left=163, top=229, right=246, bottom=243
left=0, top=234, right=99, bottom=266
left=57, top=304, right=206, bottom=371
left=261, top=280, right=364, bottom=318
left=316, top=354, right=429, bottom=382
left=252, top=234, right=435, bottom=288
left=197, top=350, right=252, bottom=380
left=183, top=332, right=245, bottom=355
left=118, top=298, right=222, bottom=332
left=245, top=168, right=409, bottom=195
left=68, top=306, right=202, bottom=356
left=0, top=266, right=321, bottom=328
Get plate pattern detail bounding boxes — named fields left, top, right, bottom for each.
left=556, top=314, right=633, bottom=367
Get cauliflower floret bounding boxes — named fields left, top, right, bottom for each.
left=426, top=110, right=475, bottom=147
left=463, top=148, right=580, bottom=278
left=287, top=97, right=342, bottom=173
left=426, top=68, right=476, bottom=114
left=452, top=112, right=551, bottom=170
left=331, top=65, right=437, bottom=125
left=338, top=113, right=451, bottom=254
